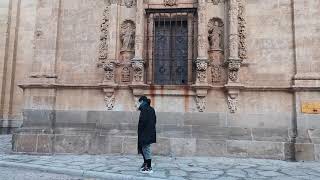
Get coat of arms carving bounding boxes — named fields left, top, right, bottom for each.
left=164, top=0, right=177, bottom=6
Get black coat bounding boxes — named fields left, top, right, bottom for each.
left=137, top=104, right=156, bottom=153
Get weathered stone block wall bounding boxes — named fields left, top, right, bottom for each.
left=13, top=110, right=290, bottom=160
left=243, top=0, right=294, bottom=86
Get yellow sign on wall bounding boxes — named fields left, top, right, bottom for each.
left=302, top=102, right=320, bottom=114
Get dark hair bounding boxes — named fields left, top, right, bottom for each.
left=147, top=99, right=151, bottom=105
left=138, top=96, right=148, bottom=103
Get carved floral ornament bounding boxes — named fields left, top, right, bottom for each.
left=98, top=6, right=110, bottom=64
left=227, top=95, right=237, bottom=113
left=238, top=0, right=247, bottom=60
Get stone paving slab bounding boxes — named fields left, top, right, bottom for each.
left=1, top=135, right=320, bottom=179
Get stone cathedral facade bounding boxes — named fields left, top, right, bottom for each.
left=0, top=0, right=319, bottom=160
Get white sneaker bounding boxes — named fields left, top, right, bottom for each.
left=140, top=166, right=153, bottom=174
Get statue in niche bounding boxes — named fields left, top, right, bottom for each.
left=208, top=18, right=224, bottom=50
left=120, top=20, right=135, bottom=51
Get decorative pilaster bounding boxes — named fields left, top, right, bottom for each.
left=98, top=1, right=117, bottom=111
left=193, top=0, right=210, bottom=112
left=131, top=0, right=145, bottom=85
left=225, top=0, right=244, bottom=113
left=130, top=0, right=148, bottom=107
left=197, top=0, right=208, bottom=60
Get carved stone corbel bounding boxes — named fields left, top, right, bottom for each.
left=192, top=84, right=210, bottom=112
left=196, top=96, right=207, bottom=112
left=227, top=91, right=238, bottom=113
left=103, top=88, right=115, bottom=110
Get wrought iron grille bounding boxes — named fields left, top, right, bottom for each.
left=146, top=8, right=197, bottom=85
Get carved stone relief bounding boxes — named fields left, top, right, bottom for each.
left=163, top=0, right=177, bottom=6
left=103, top=62, right=115, bottom=82
left=121, top=66, right=130, bottom=82
left=98, top=6, right=110, bottom=65
left=228, top=60, right=241, bottom=82
left=211, top=0, right=224, bottom=5
left=196, top=96, right=206, bottom=112
left=120, top=20, right=135, bottom=52
left=132, top=59, right=144, bottom=83
left=227, top=95, right=237, bottom=113
left=196, top=59, right=209, bottom=83
left=238, top=0, right=247, bottom=60
left=208, top=18, right=224, bottom=50
left=105, top=94, right=115, bottom=110
left=211, top=64, right=221, bottom=82
left=121, top=0, right=136, bottom=8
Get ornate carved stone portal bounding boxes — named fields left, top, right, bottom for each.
left=96, top=0, right=247, bottom=112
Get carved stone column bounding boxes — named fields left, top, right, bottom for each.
left=130, top=0, right=148, bottom=109
left=225, top=0, right=244, bottom=113
left=131, top=0, right=145, bottom=85
left=193, top=0, right=210, bottom=112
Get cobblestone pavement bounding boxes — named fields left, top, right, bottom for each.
left=0, top=166, right=87, bottom=180
left=1, top=135, right=320, bottom=180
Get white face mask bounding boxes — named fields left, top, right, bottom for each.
left=137, top=101, right=142, bottom=109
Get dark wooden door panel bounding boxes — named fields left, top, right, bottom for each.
left=154, top=20, right=188, bottom=85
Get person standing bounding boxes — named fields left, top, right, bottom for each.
left=137, top=96, right=156, bottom=173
